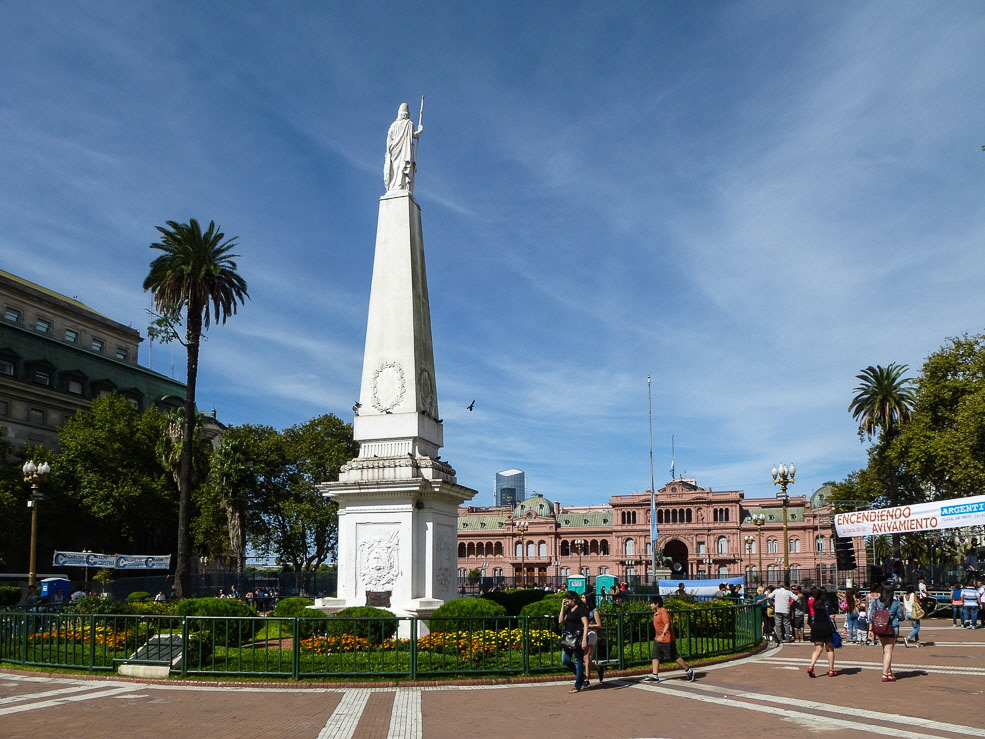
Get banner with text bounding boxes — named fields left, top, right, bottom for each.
left=658, top=576, right=745, bottom=597
left=52, top=551, right=171, bottom=570
left=833, top=494, right=985, bottom=537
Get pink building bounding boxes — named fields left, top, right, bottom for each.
left=458, top=479, right=865, bottom=586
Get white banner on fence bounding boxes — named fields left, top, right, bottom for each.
left=52, top=551, right=171, bottom=570
left=833, top=494, right=985, bottom=537
left=658, top=576, right=745, bottom=597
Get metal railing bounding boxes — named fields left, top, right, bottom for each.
left=0, top=604, right=761, bottom=680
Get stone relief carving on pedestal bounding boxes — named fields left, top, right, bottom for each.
left=358, top=528, right=400, bottom=591
left=434, top=526, right=455, bottom=592
left=371, top=360, right=406, bottom=413
left=418, top=367, right=437, bottom=417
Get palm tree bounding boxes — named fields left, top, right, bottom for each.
left=144, top=219, right=248, bottom=597
left=848, top=363, right=916, bottom=441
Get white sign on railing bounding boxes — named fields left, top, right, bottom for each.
left=833, top=495, right=985, bottom=537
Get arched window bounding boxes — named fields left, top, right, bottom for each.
left=538, top=541, right=547, bottom=557
left=458, top=543, right=466, bottom=557
left=767, top=538, right=778, bottom=554
left=717, top=536, right=728, bottom=554
left=718, top=565, right=729, bottom=578
left=600, top=539, right=609, bottom=556
left=467, top=542, right=475, bottom=557
left=494, top=542, right=503, bottom=557
left=476, top=542, right=485, bottom=557
left=686, top=509, right=693, bottom=523
left=725, top=508, right=730, bottom=522
left=713, top=509, right=719, bottom=523
left=672, top=509, right=678, bottom=524
left=526, top=541, right=535, bottom=557
left=767, top=564, right=780, bottom=583
left=560, top=540, right=570, bottom=557
left=625, top=539, right=636, bottom=556
left=515, top=541, right=522, bottom=558
left=789, top=565, right=801, bottom=581
left=789, top=538, right=800, bottom=553
left=646, top=541, right=653, bottom=555
left=657, top=510, right=664, bottom=524
left=815, top=535, right=825, bottom=553
left=589, top=539, right=599, bottom=555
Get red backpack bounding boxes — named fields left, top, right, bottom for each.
left=870, top=602, right=894, bottom=636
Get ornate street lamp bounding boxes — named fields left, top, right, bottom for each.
left=771, top=463, right=796, bottom=572
left=744, top=535, right=755, bottom=580
left=516, top=520, right=528, bottom=587
left=753, top=514, right=766, bottom=576
left=574, top=539, right=585, bottom=577
left=23, top=460, right=51, bottom=588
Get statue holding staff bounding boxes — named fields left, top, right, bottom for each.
left=383, top=100, right=424, bottom=193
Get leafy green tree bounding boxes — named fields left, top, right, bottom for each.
left=262, top=414, right=356, bottom=571
left=54, top=394, right=177, bottom=554
left=892, top=333, right=985, bottom=499
left=849, top=363, right=916, bottom=442
left=143, top=218, right=249, bottom=597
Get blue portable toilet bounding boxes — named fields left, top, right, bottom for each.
left=566, top=575, right=586, bottom=595
left=596, top=574, right=617, bottom=598
left=40, top=577, right=71, bottom=603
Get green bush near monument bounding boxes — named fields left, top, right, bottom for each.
left=428, top=597, right=507, bottom=633
left=518, top=593, right=565, bottom=619
left=0, top=586, right=21, bottom=606
left=480, top=588, right=549, bottom=616
left=325, top=606, right=398, bottom=644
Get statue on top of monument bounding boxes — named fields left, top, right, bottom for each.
left=384, top=101, right=424, bottom=193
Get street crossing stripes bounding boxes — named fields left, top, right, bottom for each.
left=316, top=689, right=372, bottom=739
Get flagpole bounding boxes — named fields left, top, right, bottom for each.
left=649, top=376, right=657, bottom=584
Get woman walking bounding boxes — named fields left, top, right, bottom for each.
left=806, top=587, right=837, bottom=677
left=903, top=584, right=922, bottom=647
left=871, top=582, right=906, bottom=682
left=584, top=592, right=605, bottom=684
left=558, top=591, right=590, bottom=693
left=843, top=588, right=859, bottom=644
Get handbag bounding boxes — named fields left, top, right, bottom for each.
left=831, top=624, right=842, bottom=648
left=560, top=631, right=579, bottom=651
left=912, top=600, right=925, bottom=620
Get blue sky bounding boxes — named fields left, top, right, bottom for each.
left=2, top=2, right=984, bottom=507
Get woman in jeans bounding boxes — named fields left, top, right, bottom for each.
left=843, top=588, right=858, bottom=644
left=558, top=590, right=589, bottom=693
left=903, top=584, right=922, bottom=647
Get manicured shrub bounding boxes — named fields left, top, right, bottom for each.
left=176, top=597, right=259, bottom=647
left=272, top=597, right=315, bottom=618
left=481, top=588, right=548, bottom=616
left=325, top=606, right=398, bottom=644
left=428, top=597, right=507, bottom=633
left=68, top=595, right=134, bottom=615
left=0, top=585, right=22, bottom=606
left=518, top=593, right=565, bottom=620
left=127, top=591, right=151, bottom=603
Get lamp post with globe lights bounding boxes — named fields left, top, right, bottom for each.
left=515, top=520, right=528, bottom=587
left=771, top=464, right=796, bottom=572
left=745, top=535, right=756, bottom=582
left=753, top=514, right=766, bottom=576
left=22, top=460, right=51, bottom=588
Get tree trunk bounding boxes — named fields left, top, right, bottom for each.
left=174, top=308, right=202, bottom=599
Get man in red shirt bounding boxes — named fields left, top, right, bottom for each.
left=643, top=595, right=695, bottom=682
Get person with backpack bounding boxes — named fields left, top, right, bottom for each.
left=870, top=582, right=905, bottom=682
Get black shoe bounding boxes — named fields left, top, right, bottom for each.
left=597, top=666, right=605, bottom=683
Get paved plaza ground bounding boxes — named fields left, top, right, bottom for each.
left=2, top=621, right=983, bottom=738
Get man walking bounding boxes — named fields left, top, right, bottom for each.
left=770, top=581, right=796, bottom=643
left=642, top=595, right=695, bottom=683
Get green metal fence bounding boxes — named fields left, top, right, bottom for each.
left=0, top=604, right=762, bottom=680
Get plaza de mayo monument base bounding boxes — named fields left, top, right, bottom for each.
left=313, top=103, right=477, bottom=636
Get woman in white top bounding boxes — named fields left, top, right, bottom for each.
left=903, top=584, right=922, bottom=647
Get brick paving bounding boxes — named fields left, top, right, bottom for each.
left=1, top=622, right=983, bottom=738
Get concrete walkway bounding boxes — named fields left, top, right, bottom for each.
left=2, top=622, right=983, bottom=738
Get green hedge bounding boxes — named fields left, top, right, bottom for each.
left=518, top=594, right=565, bottom=619
left=480, top=589, right=548, bottom=616
left=0, top=586, right=21, bottom=606
left=176, top=597, right=259, bottom=647
left=428, top=597, right=507, bottom=633
left=127, top=591, right=152, bottom=603
left=326, top=606, right=398, bottom=644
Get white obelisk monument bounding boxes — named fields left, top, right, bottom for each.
left=314, top=103, right=476, bottom=631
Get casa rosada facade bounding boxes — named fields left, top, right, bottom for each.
left=457, top=479, right=861, bottom=585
